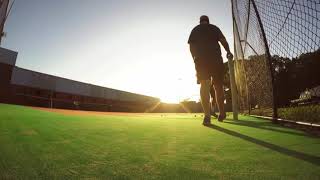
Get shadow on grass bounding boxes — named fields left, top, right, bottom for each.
left=206, top=124, right=320, bottom=166
left=223, top=120, right=308, bottom=137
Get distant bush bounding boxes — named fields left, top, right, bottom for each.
left=278, top=105, right=320, bottom=123
left=250, top=108, right=273, bottom=117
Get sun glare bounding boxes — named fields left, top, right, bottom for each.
left=160, top=96, right=180, bottom=104
left=157, top=77, right=200, bottom=104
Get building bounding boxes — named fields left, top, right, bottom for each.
left=0, top=47, right=160, bottom=112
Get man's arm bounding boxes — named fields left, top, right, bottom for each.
left=219, top=37, right=233, bottom=59
left=189, top=43, right=197, bottom=60
left=188, top=27, right=198, bottom=60
left=216, top=27, right=233, bottom=59
left=219, top=37, right=230, bottom=53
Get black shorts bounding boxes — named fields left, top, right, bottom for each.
left=194, top=56, right=224, bottom=85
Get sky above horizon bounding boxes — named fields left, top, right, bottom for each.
left=3, top=0, right=233, bottom=103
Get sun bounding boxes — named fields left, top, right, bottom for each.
left=157, top=81, right=200, bottom=104
left=160, top=96, right=181, bottom=104
left=156, top=81, right=189, bottom=104
left=133, top=55, right=200, bottom=105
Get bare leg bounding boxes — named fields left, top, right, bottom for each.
left=211, top=99, right=215, bottom=113
left=210, top=84, right=218, bottom=117
left=214, top=84, right=226, bottom=121
left=211, top=98, right=218, bottom=117
left=200, top=80, right=211, bottom=117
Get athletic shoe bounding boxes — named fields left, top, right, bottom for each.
left=202, top=115, right=211, bottom=126
left=218, top=113, right=226, bottom=122
left=211, top=112, right=218, bottom=118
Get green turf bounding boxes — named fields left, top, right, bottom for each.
left=0, top=103, right=319, bottom=180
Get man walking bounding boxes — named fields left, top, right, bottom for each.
left=188, top=15, right=233, bottom=125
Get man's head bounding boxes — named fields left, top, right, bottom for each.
left=200, top=15, right=209, bottom=24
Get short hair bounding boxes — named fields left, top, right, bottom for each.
left=200, top=15, right=209, bottom=23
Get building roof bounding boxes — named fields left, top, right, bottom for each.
left=11, top=67, right=159, bottom=102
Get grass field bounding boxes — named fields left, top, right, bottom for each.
left=0, top=103, right=319, bottom=179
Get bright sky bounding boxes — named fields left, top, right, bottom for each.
left=3, top=0, right=233, bottom=103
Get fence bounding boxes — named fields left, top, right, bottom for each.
left=231, top=0, right=320, bottom=123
